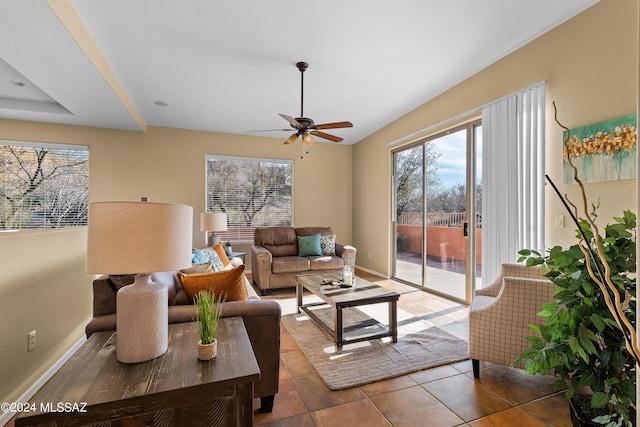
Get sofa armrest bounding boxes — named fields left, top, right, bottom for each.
left=335, top=244, right=356, bottom=263
left=222, top=300, right=282, bottom=400
left=251, top=245, right=273, bottom=292
left=85, top=314, right=116, bottom=338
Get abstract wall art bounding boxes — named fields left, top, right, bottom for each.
left=563, top=114, right=637, bottom=184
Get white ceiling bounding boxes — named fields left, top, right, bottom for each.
left=0, top=0, right=599, bottom=145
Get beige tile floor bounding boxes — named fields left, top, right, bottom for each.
left=252, top=270, right=572, bottom=427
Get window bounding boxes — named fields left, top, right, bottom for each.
left=0, top=141, right=89, bottom=230
left=205, top=154, right=292, bottom=242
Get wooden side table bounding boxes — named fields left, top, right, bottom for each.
left=16, top=318, right=260, bottom=427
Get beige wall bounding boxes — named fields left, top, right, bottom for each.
left=353, top=0, right=638, bottom=275
left=0, top=119, right=352, bottom=405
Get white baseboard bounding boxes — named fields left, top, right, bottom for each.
left=356, top=264, right=389, bottom=279
left=0, top=336, right=86, bottom=427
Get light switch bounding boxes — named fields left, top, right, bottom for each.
left=554, top=215, right=564, bottom=228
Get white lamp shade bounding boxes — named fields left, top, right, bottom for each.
left=86, top=201, right=193, bottom=274
left=200, top=212, right=227, bottom=232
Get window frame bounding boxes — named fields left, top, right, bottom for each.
left=0, top=140, right=89, bottom=232
left=205, top=154, right=293, bottom=243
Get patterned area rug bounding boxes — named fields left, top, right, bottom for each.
left=282, top=311, right=469, bottom=390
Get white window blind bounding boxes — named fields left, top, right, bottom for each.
left=481, top=83, right=546, bottom=283
left=0, top=141, right=89, bottom=230
left=205, top=154, right=293, bottom=242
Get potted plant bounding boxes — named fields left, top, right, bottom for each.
left=515, top=102, right=637, bottom=427
left=517, top=209, right=636, bottom=426
left=224, top=240, right=233, bottom=255
left=193, top=289, right=226, bottom=361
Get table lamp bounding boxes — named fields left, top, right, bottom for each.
left=86, top=201, right=192, bottom=363
left=200, top=212, right=227, bottom=246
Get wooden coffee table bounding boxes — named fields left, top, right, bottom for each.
left=296, top=272, right=400, bottom=352
left=16, top=318, right=260, bottom=427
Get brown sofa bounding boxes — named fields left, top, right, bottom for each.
left=251, top=226, right=356, bottom=295
left=85, top=270, right=281, bottom=413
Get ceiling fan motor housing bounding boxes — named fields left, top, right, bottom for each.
left=293, top=117, right=314, bottom=129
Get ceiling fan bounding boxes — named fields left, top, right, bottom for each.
left=253, top=62, right=353, bottom=146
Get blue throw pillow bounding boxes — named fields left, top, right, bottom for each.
left=191, top=249, right=208, bottom=264
left=298, top=233, right=322, bottom=256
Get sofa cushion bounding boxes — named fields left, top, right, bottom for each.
left=295, top=226, right=333, bottom=237
left=149, top=270, right=183, bottom=306
left=320, top=234, right=336, bottom=256
left=254, top=227, right=298, bottom=257
left=177, top=264, right=249, bottom=301
left=298, top=233, right=322, bottom=256
left=309, top=255, right=343, bottom=271
left=272, top=256, right=310, bottom=273
left=180, top=262, right=213, bottom=274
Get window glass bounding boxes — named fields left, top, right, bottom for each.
left=205, top=154, right=292, bottom=242
left=0, top=141, right=89, bottom=230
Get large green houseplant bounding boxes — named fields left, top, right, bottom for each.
left=517, top=103, right=638, bottom=426
left=517, top=209, right=636, bottom=426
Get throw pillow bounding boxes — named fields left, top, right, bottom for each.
left=211, top=242, right=232, bottom=269
left=199, top=247, right=225, bottom=271
left=320, top=234, right=336, bottom=256
left=298, top=233, right=322, bottom=256
left=191, top=249, right=208, bottom=264
left=177, top=264, right=248, bottom=301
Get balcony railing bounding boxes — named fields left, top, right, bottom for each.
left=398, top=211, right=482, bottom=228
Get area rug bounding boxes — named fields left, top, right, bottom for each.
left=282, top=311, right=469, bottom=390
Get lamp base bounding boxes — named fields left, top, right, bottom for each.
left=116, top=273, right=168, bottom=363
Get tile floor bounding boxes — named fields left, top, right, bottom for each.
left=251, top=270, right=572, bottom=427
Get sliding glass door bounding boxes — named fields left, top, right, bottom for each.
left=392, top=121, right=482, bottom=304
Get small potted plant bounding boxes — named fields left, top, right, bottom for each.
left=193, top=289, right=226, bottom=361
left=224, top=240, right=233, bottom=255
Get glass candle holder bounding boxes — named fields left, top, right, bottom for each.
left=342, top=265, right=354, bottom=286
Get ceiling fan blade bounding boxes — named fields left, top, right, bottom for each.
left=247, top=129, right=291, bottom=133
left=279, top=114, right=303, bottom=129
left=312, top=121, right=353, bottom=130
left=310, top=130, right=343, bottom=143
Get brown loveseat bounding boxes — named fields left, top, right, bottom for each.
left=85, top=270, right=281, bottom=413
left=251, top=226, right=356, bottom=295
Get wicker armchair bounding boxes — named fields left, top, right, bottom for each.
left=468, top=263, right=555, bottom=378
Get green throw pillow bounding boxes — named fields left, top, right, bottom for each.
left=298, top=233, right=322, bottom=256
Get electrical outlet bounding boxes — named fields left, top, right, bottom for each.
left=28, top=330, right=36, bottom=352
left=368, top=252, right=372, bottom=260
